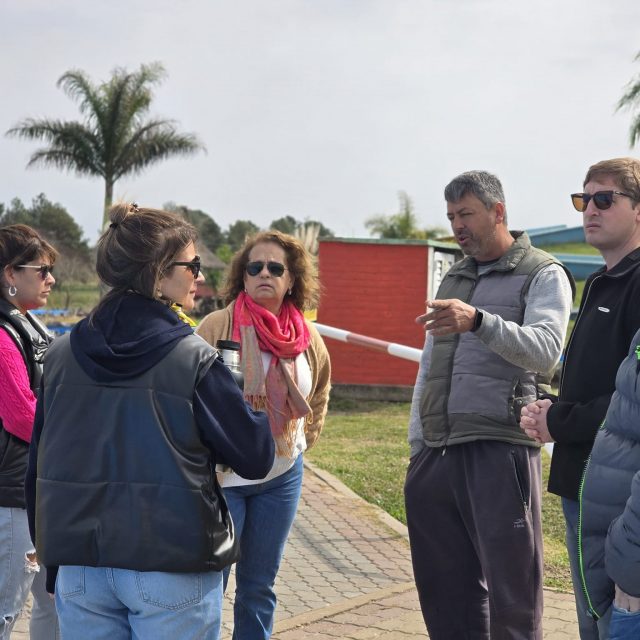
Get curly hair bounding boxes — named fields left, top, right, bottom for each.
left=221, top=230, right=320, bottom=311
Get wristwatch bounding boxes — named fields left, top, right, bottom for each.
left=471, top=309, right=483, bottom=332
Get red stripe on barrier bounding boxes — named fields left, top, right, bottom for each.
left=344, top=333, right=391, bottom=353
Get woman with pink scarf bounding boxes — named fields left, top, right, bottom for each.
left=197, top=230, right=331, bottom=639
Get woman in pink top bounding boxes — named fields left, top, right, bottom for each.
left=0, top=224, right=59, bottom=639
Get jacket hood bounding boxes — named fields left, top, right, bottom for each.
left=70, top=292, right=193, bottom=382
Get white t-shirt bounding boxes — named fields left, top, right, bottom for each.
left=218, top=350, right=312, bottom=487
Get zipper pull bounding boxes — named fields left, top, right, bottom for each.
left=441, top=446, right=447, bottom=457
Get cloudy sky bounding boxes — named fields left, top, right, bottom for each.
left=2, top=0, right=640, bottom=243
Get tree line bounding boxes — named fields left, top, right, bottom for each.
left=0, top=194, right=335, bottom=284
left=4, top=53, right=640, bottom=269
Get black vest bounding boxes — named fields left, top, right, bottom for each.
left=35, top=332, right=240, bottom=573
left=0, top=298, right=52, bottom=508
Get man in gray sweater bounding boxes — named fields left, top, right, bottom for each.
left=405, top=170, right=573, bottom=640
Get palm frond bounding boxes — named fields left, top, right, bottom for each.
left=7, top=119, right=104, bottom=176
left=101, top=63, right=167, bottom=165
left=113, top=120, right=204, bottom=179
left=629, top=119, right=640, bottom=148
left=7, top=62, right=203, bottom=224
left=57, top=70, right=106, bottom=125
left=27, top=149, right=101, bottom=177
left=617, top=75, right=640, bottom=112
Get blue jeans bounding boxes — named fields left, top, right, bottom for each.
left=0, top=506, right=59, bottom=640
left=609, top=605, right=640, bottom=639
left=562, top=498, right=611, bottom=639
left=223, top=454, right=303, bottom=640
left=55, top=566, right=223, bottom=640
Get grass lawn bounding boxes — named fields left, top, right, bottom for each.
left=47, top=283, right=101, bottom=313
left=307, top=397, right=572, bottom=591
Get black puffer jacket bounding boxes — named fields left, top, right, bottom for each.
left=0, top=298, right=51, bottom=508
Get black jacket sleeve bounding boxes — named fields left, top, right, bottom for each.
left=547, top=393, right=612, bottom=445
left=193, top=358, right=274, bottom=479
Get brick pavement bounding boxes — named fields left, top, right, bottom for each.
left=13, top=460, right=579, bottom=638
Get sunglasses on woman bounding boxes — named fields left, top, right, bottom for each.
left=245, top=261, right=288, bottom=277
left=169, top=256, right=201, bottom=278
left=570, top=190, right=635, bottom=212
left=16, top=264, right=54, bottom=280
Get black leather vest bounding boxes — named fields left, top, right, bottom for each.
left=0, top=298, right=52, bottom=508
left=35, top=332, right=240, bottom=573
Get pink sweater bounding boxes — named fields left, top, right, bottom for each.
left=0, top=328, right=37, bottom=443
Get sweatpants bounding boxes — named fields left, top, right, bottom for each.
left=404, top=440, right=543, bottom=640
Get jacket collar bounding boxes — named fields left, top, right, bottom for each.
left=450, top=230, right=530, bottom=279
left=594, top=246, right=640, bottom=279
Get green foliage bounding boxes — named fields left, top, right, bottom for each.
left=270, top=216, right=299, bottom=235
left=6, top=62, right=204, bottom=228
left=617, top=50, right=640, bottom=147
left=216, top=244, right=234, bottom=264
left=543, top=242, right=600, bottom=255
left=269, top=216, right=335, bottom=238
left=308, top=398, right=572, bottom=591
left=226, top=219, right=260, bottom=252
left=0, top=194, right=93, bottom=284
left=366, top=191, right=446, bottom=240
left=164, top=202, right=224, bottom=253
left=47, top=283, right=100, bottom=313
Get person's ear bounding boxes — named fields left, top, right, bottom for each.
left=3, top=265, right=16, bottom=287
left=494, top=202, right=506, bottom=225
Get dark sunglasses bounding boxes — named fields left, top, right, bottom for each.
left=16, top=264, right=54, bottom=280
left=169, top=255, right=201, bottom=278
left=245, top=261, right=287, bottom=277
left=570, top=190, right=635, bottom=212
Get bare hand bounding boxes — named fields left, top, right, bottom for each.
left=519, top=399, right=554, bottom=443
left=615, top=585, right=640, bottom=612
left=415, top=298, right=477, bottom=336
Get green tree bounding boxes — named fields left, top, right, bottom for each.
left=270, top=215, right=299, bottom=235
left=305, top=219, right=334, bottom=239
left=0, top=194, right=93, bottom=283
left=226, top=220, right=260, bottom=252
left=366, top=191, right=445, bottom=240
left=270, top=216, right=334, bottom=239
left=618, top=51, right=640, bottom=147
left=6, top=62, right=204, bottom=229
left=164, top=202, right=224, bottom=253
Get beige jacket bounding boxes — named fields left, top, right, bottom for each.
left=196, top=301, right=331, bottom=449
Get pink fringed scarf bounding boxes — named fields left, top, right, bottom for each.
left=232, top=291, right=312, bottom=457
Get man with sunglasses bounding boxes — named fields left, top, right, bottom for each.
left=521, top=157, right=640, bottom=639
left=405, top=170, right=574, bottom=640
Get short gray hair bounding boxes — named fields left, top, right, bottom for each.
left=444, top=170, right=506, bottom=210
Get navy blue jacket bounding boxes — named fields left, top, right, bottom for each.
left=26, top=293, right=274, bottom=591
left=579, top=328, right=640, bottom=618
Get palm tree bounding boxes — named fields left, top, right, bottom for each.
left=6, top=62, right=205, bottom=228
left=366, top=191, right=446, bottom=240
left=617, top=50, right=640, bottom=147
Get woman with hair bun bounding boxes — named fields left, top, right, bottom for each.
left=25, top=204, right=274, bottom=639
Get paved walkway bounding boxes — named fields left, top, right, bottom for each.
left=14, top=460, right=579, bottom=639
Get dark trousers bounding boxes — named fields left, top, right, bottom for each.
left=404, top=441, right=543, bottom=640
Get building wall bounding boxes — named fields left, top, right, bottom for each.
left=317, top=240, right=430, bottom=386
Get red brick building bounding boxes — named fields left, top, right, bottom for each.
left=316, top=238, right=459, bottom=389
